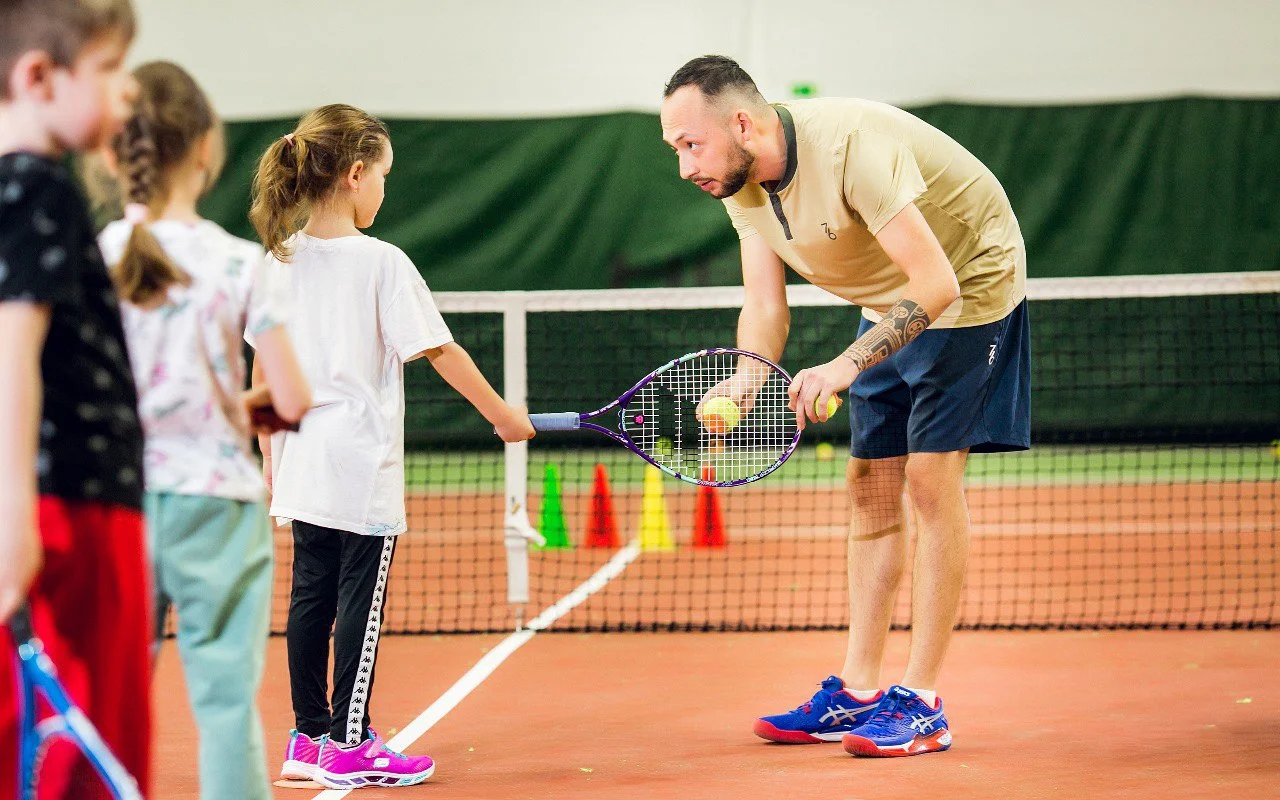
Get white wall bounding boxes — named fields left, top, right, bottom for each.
left=129, top=0, right=1280, bottom=119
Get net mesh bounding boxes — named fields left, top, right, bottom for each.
left=266, top=274, right=1280, bottom=633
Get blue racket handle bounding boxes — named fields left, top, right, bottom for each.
left=530, top=413, right=582, bottom=432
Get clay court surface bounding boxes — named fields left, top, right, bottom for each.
left=152, top=629, right=1280, bottom=800
left=150, top=455, right=1276, bottom=798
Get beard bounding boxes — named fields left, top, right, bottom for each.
left=706, top=142, right=754, bottom=199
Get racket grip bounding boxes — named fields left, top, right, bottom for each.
left=530, top=412, right=581, bottom=432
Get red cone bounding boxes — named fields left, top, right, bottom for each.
left=693, top=464, right=726, bottom=548
left=585, top=463, right=620, bottom=548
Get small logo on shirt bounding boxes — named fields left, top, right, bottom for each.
left=821, top=223, right=837, bottom=240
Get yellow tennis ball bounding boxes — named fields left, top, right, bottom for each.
left=702, top=396, right=742, bottom=434
left=814, top=441, right=836, bottom=461
left=814, top=396, right=840, bottom=419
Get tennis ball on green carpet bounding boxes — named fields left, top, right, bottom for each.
left=814, top=396, right=840, bottom=419
left=815, top=442, right=836, bottom=461
left=702, top=396, right=742, bottom=434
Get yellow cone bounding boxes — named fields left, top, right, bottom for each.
left=637, top=465, right=675, bottom=551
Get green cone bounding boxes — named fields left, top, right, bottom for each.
left=536, top=463, right=572, bottom=549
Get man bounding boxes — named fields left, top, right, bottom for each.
left=660, top=55, right=1029, bottom=757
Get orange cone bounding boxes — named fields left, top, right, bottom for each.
left=585, top=463, right=620, bottom=548
left=692, top=464, right=726, bottom=548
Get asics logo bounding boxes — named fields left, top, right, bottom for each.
left=909, top=711, right=945, bottom=733
left=819, top=704, right=868, bottom=725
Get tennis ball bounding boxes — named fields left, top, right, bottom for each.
left=1272, top=439, right=1280, bottom=460
left=815, top=442, right=836, bottom=462
left=702, top=396, right=742, bottom=435
left=654, top=436, right=675, bottom=456
left=814, top=396, right=840, bottom=420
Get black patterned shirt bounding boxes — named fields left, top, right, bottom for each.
left=0, top=152, right=143, bottom=509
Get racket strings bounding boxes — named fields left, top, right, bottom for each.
left=627, top=351, right=796, bottom=483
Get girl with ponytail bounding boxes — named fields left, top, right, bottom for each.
left=97, top=60, right=311, bottom=800
left=248, top=104, right=533, bottom=789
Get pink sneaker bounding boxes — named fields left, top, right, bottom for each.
left=280, top=730, right=322, bottom=780
left=315, top=731, right=435, bottom=789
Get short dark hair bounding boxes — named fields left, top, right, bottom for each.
left=663, top=55, right=765, bottom=103
left=0, top=0, right=136, bottom=100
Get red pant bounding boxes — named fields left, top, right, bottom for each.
left=0, top=497, right=151, bottom=799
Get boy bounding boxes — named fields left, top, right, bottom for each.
left=0, top=1, right=150, bottom=796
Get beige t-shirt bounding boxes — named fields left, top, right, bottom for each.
left=723, top=98, right=1026, bottom=327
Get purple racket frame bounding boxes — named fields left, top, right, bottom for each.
left=529, top=347, right=801, bottom=488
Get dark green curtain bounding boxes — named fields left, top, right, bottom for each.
left=202, top=97, right=1280, bottom=289
left=199, top=98, right=1279, bottom=442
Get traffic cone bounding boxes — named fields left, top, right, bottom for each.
left=692, top=464, right=726, bottom=548
left=637, top=465, right=675, bottom=551
left=536, top=463, right=571, bottom=549
left=585, top=463, right=620, bottom=548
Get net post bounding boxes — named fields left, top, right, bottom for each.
left=501, top=292, right=533, bottom=629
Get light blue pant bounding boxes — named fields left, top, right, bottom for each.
left=146, top=492, right=273, bottom=800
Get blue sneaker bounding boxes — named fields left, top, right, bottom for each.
left=842, top=685, right=952, bottom=757
left=753, top=676, right=883, bottom=743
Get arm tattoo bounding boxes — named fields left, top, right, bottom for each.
left=841, top=299, right=932, bottom=371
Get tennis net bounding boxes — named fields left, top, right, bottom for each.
left=268, top=272, right=1279, bottom=633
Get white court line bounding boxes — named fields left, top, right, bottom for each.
left=312, top=542, right=641, bottom=799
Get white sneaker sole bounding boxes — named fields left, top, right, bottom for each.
left=280, top=759, right=317, bottom=780
left=315, top=764, right=436, bottom=789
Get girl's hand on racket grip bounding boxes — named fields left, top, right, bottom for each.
left=0, top=513, right=42, bottom=620
left=493, top=405, right=536, bottom=443
left=787, top=357, right=857, bottom=430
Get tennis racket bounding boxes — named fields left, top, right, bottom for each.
left=530, top=348, right=799, bottom=487
left=9, top=604, right=144, bottom=800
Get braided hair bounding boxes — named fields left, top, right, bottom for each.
left=109, top=61, right=218, bottom=305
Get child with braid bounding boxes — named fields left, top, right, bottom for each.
left=97, top=61, right=311, bottom=800
left=0, top=2, right=151, bottom=796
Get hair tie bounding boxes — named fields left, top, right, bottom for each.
left=283, top=133, right=296, bottom=147
left=123, top=203, right=150, bottom=225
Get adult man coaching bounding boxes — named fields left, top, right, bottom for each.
left=660, top=56, right=1029, bottom=757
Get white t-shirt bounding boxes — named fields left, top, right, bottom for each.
left=99, top=219, right=288, bottom=503
left=253, top=233, right=453, bottom=536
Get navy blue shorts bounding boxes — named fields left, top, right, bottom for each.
left=849, top=299, right=1031, bottom=459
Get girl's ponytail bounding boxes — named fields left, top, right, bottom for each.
left=250, top=104, right=389, bottom=263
